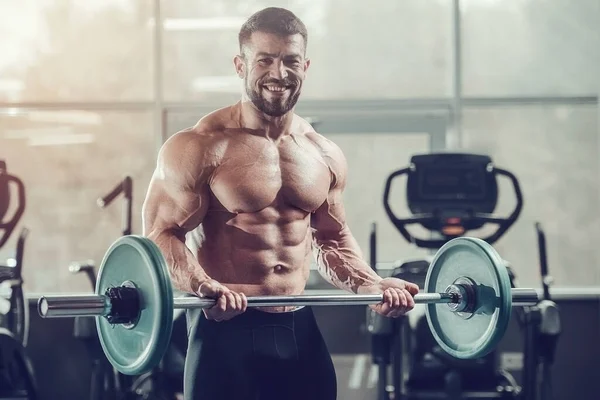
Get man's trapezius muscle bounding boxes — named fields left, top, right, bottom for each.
left=143, top=103, right=383, bottom=313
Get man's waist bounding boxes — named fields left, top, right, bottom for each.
left=197, top=304, right=313, bottom=330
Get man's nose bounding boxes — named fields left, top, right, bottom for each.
left=269, top=61, right=288, bottom=80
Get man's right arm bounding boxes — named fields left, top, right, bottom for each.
left=142, top=130, right=213, bottom=294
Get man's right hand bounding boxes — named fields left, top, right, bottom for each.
left=197, top=279, right=248, bottom=321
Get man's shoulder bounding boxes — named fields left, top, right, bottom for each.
left=160, top=124, right=230, bottom=173
left=165, top=105, right=238, bottom=152
left=296, top=117, right=347, bottom=179
left=164, top=127, right=222, bottom=154
left=300, top=128, right=345, bottom=163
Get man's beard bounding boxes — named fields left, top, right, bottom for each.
left=245, top=78, right=301, bottom=117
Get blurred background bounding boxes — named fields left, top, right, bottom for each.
left=0, top=0, right=599, bottom=399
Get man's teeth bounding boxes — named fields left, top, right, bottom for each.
left=265, top=85, right=287, bottom=92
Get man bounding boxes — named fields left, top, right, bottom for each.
left=142, top=7, right=419, bottom=400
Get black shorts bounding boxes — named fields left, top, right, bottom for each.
left=184, top=306, right=337, bottom=400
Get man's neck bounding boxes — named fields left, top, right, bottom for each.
left=237, top=100, right=295, bottom=140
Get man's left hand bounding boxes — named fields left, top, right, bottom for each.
left=358, top=278, right=419, bottom=317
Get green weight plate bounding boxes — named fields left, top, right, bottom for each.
left=425, top=237, right=512, bottom=359
left=95, top=235, right=174, bottom=375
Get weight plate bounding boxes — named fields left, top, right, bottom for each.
left=424, top=237, right=512, bottom=359
left=96, top=236, right=174, bottom=375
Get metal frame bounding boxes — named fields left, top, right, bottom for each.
left=450, top=0, right=463, bottom=149
left=153, top=0, right=165, bottom=149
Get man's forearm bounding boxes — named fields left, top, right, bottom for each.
left=312, top=226, right=382, bottom=293
left=148, top=230, right=210, bottom=294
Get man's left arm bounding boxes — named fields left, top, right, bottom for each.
left=310, top=142, right=419, bottom=317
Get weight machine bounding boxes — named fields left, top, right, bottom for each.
left=0, top=160, right=37, bottom=399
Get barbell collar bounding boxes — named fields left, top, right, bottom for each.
left=38, top=294, right=109, bottom=318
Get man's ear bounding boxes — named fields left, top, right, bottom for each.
left=233, top=55, right=245, bottom=78
left=304, top=58, right=311, bottom=73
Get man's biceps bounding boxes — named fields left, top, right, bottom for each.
left=324, top=200, right=346, bottom=220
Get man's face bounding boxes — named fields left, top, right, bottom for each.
left=235, top=32, right=310, bottom=117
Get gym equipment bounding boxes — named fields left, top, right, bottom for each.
left=0, top=160, right=26, bottom=249
left=97, top=176, right=133, bottom=236
left=383, top=153, right=523, bottom=249
left=70, top=261, right=123, bottom=400
left=518, top=222, right=561, bottom=400
left=36, top=234, right=538, bottom=376
left=71, top=181, right=181, bottom=399
left=374, top=152, right=525, bottom=400
left=424, top=237, right=513, bottom=359
left=0, top=228, right=30, bottom=346
left=70, top=260, right=182, bottom=400
left=0, top=162, right=36, bottom=399
left=0, top=160, right=30, bottom=346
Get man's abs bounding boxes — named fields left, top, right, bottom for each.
left=191, top=206, right=314, bottom=308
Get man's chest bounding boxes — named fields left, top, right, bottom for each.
left=209, top=136, right=331, bottom=213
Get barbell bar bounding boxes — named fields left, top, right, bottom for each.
left=36, top=235, right=540, bottom=375
left=38, top=289, right=538, bottom=318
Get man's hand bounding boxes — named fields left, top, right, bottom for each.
left=197, top=279, right=248, bottom=321
left=358, top=277, right=419, bottom=317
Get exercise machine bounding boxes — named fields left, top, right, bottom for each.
left=0, top=229, right=29, bottom=347
left=0, top=160, right=29, bottom=345
left=515, top=222, right=560, bottom=400
left=0, top=160, right=37, bottom=399
left=383, top=153, right=523, bottom=249
left=71, top=176, right=183, bottom=400
left=369, top=153, right=524, bottom=399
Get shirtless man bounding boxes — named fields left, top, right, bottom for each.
left=142, top=7, right=419, bottom=400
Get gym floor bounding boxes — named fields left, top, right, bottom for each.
left=1, top=1, right=600, bottom=400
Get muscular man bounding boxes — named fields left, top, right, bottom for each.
left=143, top=7, right=419, bottom=400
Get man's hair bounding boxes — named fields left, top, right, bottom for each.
left=238, top=7, right=308, bottom=54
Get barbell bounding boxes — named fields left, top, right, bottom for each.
left=37, top=235, right=539, bottom=376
